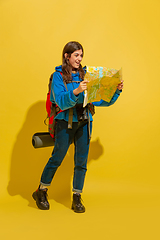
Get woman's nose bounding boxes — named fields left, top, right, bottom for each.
left=78, top=55, right=82, bottom=61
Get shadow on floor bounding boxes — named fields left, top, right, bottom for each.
left=7, top=101, right=104, bottom=209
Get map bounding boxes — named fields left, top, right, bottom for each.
left=83, top=66, right=122, bottom=107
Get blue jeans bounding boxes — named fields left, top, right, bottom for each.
left=40, top=120, right=92, bottom=193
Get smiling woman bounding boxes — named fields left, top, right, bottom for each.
left=32, top=41, right=123, bottom=213
left=62, top=41, right=85, bottom=83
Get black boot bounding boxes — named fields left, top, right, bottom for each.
left=32, top=187, right=50, bottom=210
left=71, top=193, right=85, bottom=213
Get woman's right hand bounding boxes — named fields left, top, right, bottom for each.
left=73, top=80, right=89, bottom=95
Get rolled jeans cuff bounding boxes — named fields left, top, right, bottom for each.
left=72, top=188, right=82, bottom=193
left=40, top=181, right=51, bottom=187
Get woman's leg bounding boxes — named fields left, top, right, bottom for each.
left=33, top=120, right=75, bottom=210
left=72, top=121, right=92, bottom=193
left=40, top=120, right=74, bottom=186
left=71, top=121, right=92, bottom=213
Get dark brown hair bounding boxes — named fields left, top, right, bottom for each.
left=62, top=41, right=85, bottom=83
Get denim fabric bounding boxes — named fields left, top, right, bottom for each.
left=40, top=120, right=92, bottom=193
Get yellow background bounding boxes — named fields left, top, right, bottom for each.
left=0, top=0, right=160, bottom=239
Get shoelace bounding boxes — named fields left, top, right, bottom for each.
left=75, top=195, right=84, bottom=207
left=40, top=190, right=48, bottom=202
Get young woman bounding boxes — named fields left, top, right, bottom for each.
left=32, top=41, right=123, bottom=213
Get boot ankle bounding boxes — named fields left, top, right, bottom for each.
left=72, top=193, right=85, bottom=213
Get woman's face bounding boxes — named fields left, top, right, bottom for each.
left=67, top=49, right=83, bottom=69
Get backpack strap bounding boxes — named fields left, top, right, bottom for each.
left=66, top=80, right=81, bottom=83
left=60, top=72, right=74, bottom=129
left=68, top=108, right=73, bottom=129
left=63, top=80, right=68, bottom=91
left=87, top=107, right=91, bottom=139
left=48, top=104, right=57, bottom=134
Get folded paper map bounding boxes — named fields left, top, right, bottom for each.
left=83, top=66, right=122, bottom=107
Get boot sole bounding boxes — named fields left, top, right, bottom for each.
left=71, top=204, right=85, bottom=213
left=32, top=191, right=49, bottom=210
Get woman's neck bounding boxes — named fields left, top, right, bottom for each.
left=72, top=67, right=78, bottom=74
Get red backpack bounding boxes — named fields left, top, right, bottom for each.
left=45, top=73, right=63, bottom=140
left=45, top=72, right=95, bottom=140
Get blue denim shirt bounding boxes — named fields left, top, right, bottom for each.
left=50, top=65, right=121, bottom=122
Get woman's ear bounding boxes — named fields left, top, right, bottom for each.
left=64, top=53, right=68, bottom=59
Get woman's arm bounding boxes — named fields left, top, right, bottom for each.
left=50, top=72, right=79, bottom=110
left=92, top=80, right=123, bottom=107
left=92, top=89, right=122, bottom=107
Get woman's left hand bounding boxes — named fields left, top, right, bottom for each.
left=117, top=80, right=124, bottom=90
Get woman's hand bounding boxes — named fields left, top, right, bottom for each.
left=117, top=80, right=124, bottom=90
left=73, top=80, right=89, bottom=95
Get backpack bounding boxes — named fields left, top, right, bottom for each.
left=45, top=72, right=95, bottom=140
left=44, top=73, right=63, bottom=140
